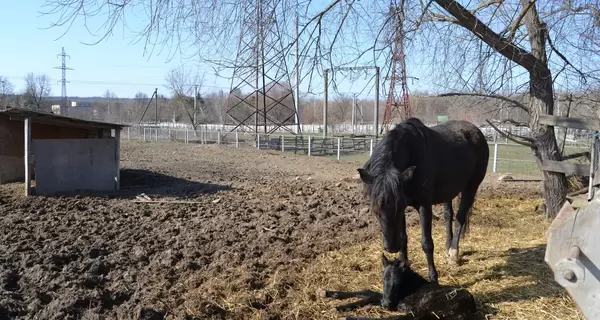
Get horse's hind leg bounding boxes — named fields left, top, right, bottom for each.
left=444, top=201, right=454, bottom=255
left=449, top=188, right=477, bottom=265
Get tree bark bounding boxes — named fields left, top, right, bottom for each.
left=521, top=0, right=568, bottom=218
left=433, top=0, right=569, bottom=218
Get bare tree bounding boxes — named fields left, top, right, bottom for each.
left=0, top=76, right=14, bottom=109
left=103, top=89, right=119, bottom=122
left=23, top=73, right=51, bottom=110
left=39, top=0, right=600, bottom=218
left=165, top=66, right=206, bottom=130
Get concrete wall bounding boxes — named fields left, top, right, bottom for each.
left=0, top=115, right=24, bottom=183
left=32, top=139, right=117, bottom=195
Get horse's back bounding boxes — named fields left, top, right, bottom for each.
left=425, top=120, right=489, bottom=202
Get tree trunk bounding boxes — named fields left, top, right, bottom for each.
left=522, top=0, right=568, bottom=218
left=528, top=74, right=568, bottom=218
left=432, top=0, right=570, bottom=218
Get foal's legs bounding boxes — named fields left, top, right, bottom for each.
left=449, top=189, right=476, bottom=264
left=322, top=290, right=381, bottom=311
left=419, top=204, right=438, bottom=284
left=443, top=201, right=454, bottom=255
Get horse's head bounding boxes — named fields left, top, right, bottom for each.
left=381, top=254, right=411, bottom=310
left=357, top=165, right=415, bottom=253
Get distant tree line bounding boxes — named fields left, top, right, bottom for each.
left=1, top=72, right=597, bottom=127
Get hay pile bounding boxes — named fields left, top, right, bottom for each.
left=288, top=195, right=582, bottom=320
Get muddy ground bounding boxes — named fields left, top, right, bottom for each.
left=0, top=140, right=544, bottom=319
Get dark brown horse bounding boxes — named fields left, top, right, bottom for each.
left=357, top=118, right=489, bottom=283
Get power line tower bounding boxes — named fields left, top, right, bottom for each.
left=224, top=0, right=298, bottom=137
left=53, top=47, right=73, bottom=116
left=382, top=0, right=411, bottom=133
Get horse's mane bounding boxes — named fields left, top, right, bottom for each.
left=361, top=118, right=430, bottom=203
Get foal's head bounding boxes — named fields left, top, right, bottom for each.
left=381, top=254, right=427, bottom=310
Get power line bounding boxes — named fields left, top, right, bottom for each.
left=53, top=47, right=74, bottom=115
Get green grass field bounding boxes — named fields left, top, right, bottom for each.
left=247, top=132, right=590, bottom=177
left=327, top=143, right=589, bottom=177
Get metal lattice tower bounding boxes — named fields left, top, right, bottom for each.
left=224, top=0, right=298, bottom=136
left=382, top=0, right=411, bottom=133
left=53, top=47, right=73, bottom=116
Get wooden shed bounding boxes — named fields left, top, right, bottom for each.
left=0, top=108, right=128, bottom=196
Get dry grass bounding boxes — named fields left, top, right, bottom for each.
left=288, top=196, right=583, bottom=320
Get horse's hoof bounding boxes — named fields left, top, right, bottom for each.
left=448, top=248, right=459, bottom=265
left=316, top=289, right=327, bottom=298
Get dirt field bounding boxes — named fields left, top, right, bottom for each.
left=0, top=140, right=580, bottom=319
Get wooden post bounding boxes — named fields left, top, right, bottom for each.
left=281, top=136, right=285, bottom=152
left=337, top=137, right=341, bottom=160
left=115, top=129, right=121, bottom=191
left=323, top=69, right=328, bottom=137
left=493, top=143, right=498, bottom=173
left=235, top=131, right=239, bottom=148
left=369, top=138, right=374, bottom=156
left=24, top=117, right=31, bottom=196
left=308, top=136, right=312, bottom=157
left=374, top=66, right=380, bottom=138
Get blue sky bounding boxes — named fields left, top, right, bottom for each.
left=0, top=1, right=438, bottom=100
left=5, top=1, right=573, bottom=100
left=0, top=2, right=231, bottom=98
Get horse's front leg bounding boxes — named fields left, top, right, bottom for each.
left=419, top=204, right=438, bottom=284
left=321, top=290, right=382, bottom=312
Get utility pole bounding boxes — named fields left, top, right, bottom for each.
left=352, top=94, right=357, bottom=134
left=323, top=69, right=329, bottom=137
left=53, top=47, right=73, bottom=116
left=155, top=88, right=159, bottom=126
left=294, top=9, right=301, bottom=135
left=193, top=85, right=198, bottom=127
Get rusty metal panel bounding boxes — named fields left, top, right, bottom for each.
left=545, top=192, right=600, bottom=320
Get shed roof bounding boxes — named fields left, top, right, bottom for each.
left=0, top=108, right=129, bottom=130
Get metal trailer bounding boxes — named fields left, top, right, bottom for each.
left=545, top=131, right=600, bottom=320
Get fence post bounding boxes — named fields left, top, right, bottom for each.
left=235, top=131, right=239, bottom=148
left=308, top=136, right=312, bottom=157
left=155, top=128, right=158, bottom=141
left=127, top=127, right=130, bottom=140
left=185, top=129, right=188, bottom=143
left=337, top=137, right=341, bottom=160
left=493, top=143, right=498, bottom=173
left=257, top=134, right=260, bottom=149
left=281, top=136, right=285, bottom=152
left=369, top=138, right=374, bottom=156
left=143, top=128, right=146, bottom=141
left=217, top=130, right=221, bottom=145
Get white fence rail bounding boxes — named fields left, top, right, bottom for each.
left=122, top=125, right=592, bottom=177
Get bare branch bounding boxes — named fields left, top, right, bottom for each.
left=495, top=118, right=529, bottom=127
left=432, top=0, right=544, bottom=74
left=438, top=92, right=529, bottom=113
left=485, top=119, right=534, bottom=148
left=506, top=0, right=535, bottom=42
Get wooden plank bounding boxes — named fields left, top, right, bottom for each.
left=24, top=117, right=31, bottom=196
left=115, top=130, right=121, bottom=191
left=542, top=159, right=590, bottom=176
left=538, top=114, right=600, bottom=131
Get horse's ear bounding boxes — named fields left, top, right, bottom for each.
left=357, top=168, right=373, bottom=184
left=401, top=166, right=416, bottom=181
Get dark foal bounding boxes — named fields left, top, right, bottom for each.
left=323, top=255, right=479, bottom=320
left=358, top=118, right=489, bottom=283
